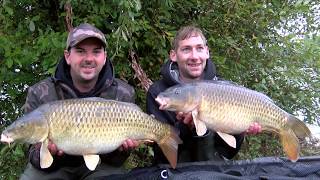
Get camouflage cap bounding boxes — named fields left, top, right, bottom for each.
left=66, top=23, right=107, bottom=50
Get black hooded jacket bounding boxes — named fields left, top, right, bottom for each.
left=54, top=54, right=114, bottom=98
left=146, top=59, right=244, bottom=164
left=24, top=56, right=135, bottom=171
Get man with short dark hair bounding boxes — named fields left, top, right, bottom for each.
left=20, top=23, right=139, bottom=180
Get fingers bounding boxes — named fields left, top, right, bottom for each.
left=254, top=122, right=262, bottom=134
left=132, top=139, right=139, bottom=147
left=176, top=112, right=184, bottom=121
left=246, top=122, right=262, bottom=135
left=119, top=139, right=140, bottom=151
left=47, top=141, right=57, bottom=155
left=47, top=140, right=64, bottom=156
left=176, top=112, right=194, bottom=129
left=183, top=113, right=193, bottom=125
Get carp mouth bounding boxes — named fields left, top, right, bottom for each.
left=1, top=133, right=14, bottom=145
left=155, top=97, right=170, bottom=110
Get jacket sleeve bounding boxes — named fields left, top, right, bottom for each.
left=114, top=78, right=135, bottom=103
left=146, top=87, right=161, bottom=120
left=23, top=86, right=42, bottom=114
left=214, top=133, right=244, bottom=159
left=23, top=78, right=59, bottom=113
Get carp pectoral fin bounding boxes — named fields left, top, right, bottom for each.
left=40, top=140, right=53, bottom=169
left=192, top=110, right=207, bottom=136
left=83, top=155, right=100, bottom=171
left=280, top=129, right=299, bottom=162
left=217, top=132, right=236, bottom=148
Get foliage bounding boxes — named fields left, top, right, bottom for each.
left=0, top=143, right=27, bottom=180
left=236, top=133, right=283, bottom=160
left=0, top=0, right=319, bottom=179
left=124, top=144, right=154, bottom=169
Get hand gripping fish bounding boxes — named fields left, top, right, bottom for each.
left=1, top=97, right=182, bottom=170
left=155, top=80, right=311, bottom=162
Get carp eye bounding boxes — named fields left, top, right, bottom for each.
left=174, top=88, right=181, bottom=94
left=19, top=122, right=26, bottom=128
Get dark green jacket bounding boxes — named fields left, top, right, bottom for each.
left=146, top=60, right=244, bottom=164
left=24, top=57, right=135, bottom=171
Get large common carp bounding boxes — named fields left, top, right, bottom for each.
left=1, top=98, right=182, bottom=170
left=155, top=80, right=311, bottom=162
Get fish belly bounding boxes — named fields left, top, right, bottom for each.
left=199, top=108, right=252, bottom=134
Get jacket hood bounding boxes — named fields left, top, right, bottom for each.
left=160, top=59, right=217, bottom=86
left=54, top=56, right=114, bottom=97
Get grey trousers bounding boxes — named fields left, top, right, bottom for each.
left=20, top=163, right=129, bottom=180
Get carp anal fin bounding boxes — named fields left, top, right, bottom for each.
left=40, top=139, right=53, bottom=168
left=192, top=110, right=207, bottom=136
left=217, top=132, right=236, bottom=148
left=83, top=154, right=100, bottom=171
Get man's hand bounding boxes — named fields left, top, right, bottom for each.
left=118, top=139, right=140, bottom=151
left=47, top=140, right=64, bottom=156
left=34, top=140, right=64, bottom=156
left=245, top=122, right=262, bottom=135
left=176, top=112, right=194, bottom=129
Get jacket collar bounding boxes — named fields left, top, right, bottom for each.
left=160, top=59, right=217, bottom=86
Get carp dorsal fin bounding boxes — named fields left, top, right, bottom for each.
left=83, top=97, right=143, bottom=112
left=82, top=97, right=107, bottom=101
left=40, top=139, right=53, bottom=168
left=200, top=80, right=240, bottom=87
left=217, top=132, right=236, bottom=148
left=83, top=154, right=100, bottom=171
left=192, top=110, right=207, bottom=136
left=200, top=80, right=275, bottom=103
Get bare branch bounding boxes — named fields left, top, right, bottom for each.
left=129, top=50, right=153, bottom=92
left=64, top=2, right=73, bottom=32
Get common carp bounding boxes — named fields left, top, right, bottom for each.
left=1, top=97, right=182, bottom=170
left=155, top=80, right=311, bottom=162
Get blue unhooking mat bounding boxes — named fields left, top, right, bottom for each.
left=94, top=156, right=320, bottom=180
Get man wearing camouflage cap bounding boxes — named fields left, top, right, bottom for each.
left=20, top=23, right=139, bottom=180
